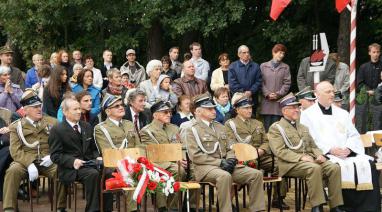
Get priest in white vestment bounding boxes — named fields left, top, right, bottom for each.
left=300, top=81, right=381, bottom=212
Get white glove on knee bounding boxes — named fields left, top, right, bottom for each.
left=27, top=163, right=39, bottom=182
left=40, top=155, right=53, bottom=167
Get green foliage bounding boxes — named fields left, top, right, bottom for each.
left=0, top=0, right=381, bottom=82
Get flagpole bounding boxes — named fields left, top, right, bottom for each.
left=349, top=0, right=357, bottom=124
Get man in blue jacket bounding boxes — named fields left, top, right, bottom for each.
left=228, top=45, right=262, bottom=117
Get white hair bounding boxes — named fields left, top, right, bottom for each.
left=146, top=59, right=162, bottom=76
left=237, top=45, right=249, bottom=54
left=62, top=98, right=78, bottom=111
left=0, top=66, right=10, bottom=75
left=73, top=63, right=83, bottom=71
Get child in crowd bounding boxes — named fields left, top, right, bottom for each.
left=171, top=95, right=193, bottom=126
left=149, top=74, right=178, bottom=106
left=121, top=72, right=135, bottom=89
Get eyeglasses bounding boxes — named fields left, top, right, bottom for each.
left=109, top=104, right=124, bottom=109
left=160, top=110, right=172, bottom=115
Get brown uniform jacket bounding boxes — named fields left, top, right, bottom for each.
left=9, top=115, right=57, bottom=167
left=268, top=117, right=323, bottom=176
left=225, top=116, right=270, bottom=153
left=140, top=119, right=180, bottom=169
left=184, top=118, right=242, bottom=181
left=94, top=118, right=140, bottom=154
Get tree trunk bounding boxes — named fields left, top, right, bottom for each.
left=147, top=20, right=164, bottom=61
left=337, top=10, right=350, bottom=65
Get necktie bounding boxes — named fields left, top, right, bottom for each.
left=73, top=124, right=80, bottom=134
left=209, top=123, right=215, bottom=132
left=133, top=114, right=139, bottom=132
left=33, top=121, right=39, bottom=128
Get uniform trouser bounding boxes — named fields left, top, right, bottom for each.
left=202, top=166, right=265, bottom=212
left=3, top=162, right=66, bottom=210
left=284, top=161, right=343, bottom=208
left=156, top=163, right=199, bottom=209
left=258, top=154, right=287, bottom=199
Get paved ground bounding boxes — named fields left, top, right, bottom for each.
left=0, top=183, right=324, bottom=212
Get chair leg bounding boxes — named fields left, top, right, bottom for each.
left=36, top=179, right=40, bottom=204
left=302, top=181, right=306, bottom=209
left=143, top=194, right=147, bottom=212
left=242, top=185, right=246, bottom=208
left=267, top=183, right=272, bottom=212
left=28, top=180, right=33, bottom=212
left=74, top=184, right=77, bottom=212
left=208, top=186, right=213, bottom=212
left=234, top=185, right=240, bottom=212
left=294, top=178, right=299, bottom=212
left=216, top=198, right=219, bottom=212
left=276, top=182, right=283, bottom=212
left=202, top=185, right=206, bottom=211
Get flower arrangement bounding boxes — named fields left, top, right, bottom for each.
left=238, top=160, right=257, bottom=169
left=105, top=156, right=181, bottom=204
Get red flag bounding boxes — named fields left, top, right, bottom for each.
left=336, top=0, right=350, bottom=13
left=270, top=0, right=292, bottom=21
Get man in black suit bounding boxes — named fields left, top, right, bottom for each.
left=49, top=98, right=112, bottom=212
left=123, top=89, right=151, bottom=136
left=100, top=50, right=116, bottom=90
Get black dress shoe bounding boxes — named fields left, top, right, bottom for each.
left=272, top=199, right=290, bottom=210
left=189, top=208, right=204, bottom=212
left=330, top=207, right=346, bottom=212
left=311, top=205, right=323, bottom=212
left=56, top=208, right=67, bottom=212
left=17, top=188, right=28, bottom=200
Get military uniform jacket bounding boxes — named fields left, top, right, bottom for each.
left=140, top=119, right=180, bottom=169
left=9, top=115, right=57, bottom=167
left=94, top=118, right=140, bottom=154
left=225, top=116, right=270, bottom=153
left=184, top=118, right=242, bottom=181
left=268, top=118, right=323, bottom=176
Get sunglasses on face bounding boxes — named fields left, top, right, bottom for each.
left=109, top=103, right=124, bottom=109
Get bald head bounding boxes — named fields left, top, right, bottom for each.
left=183, top=60, right=195, bottom=77
left=315, top=81, right=335, bottom=107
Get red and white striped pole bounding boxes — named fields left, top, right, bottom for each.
left=349, top=0, right=357, bottom=124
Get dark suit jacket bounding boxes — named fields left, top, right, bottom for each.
left=122, top=105, right=151, bottom=130
left=49, top=119, right=99, bottom=184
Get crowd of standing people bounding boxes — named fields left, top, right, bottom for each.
left=0, top=41, right=381, bottom=212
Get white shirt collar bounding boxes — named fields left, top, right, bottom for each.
left=108, top=118, right=121, bottom=126
left=66, top=119, right=80, bottom=129
left=104, top=62, right=112, bottom=70
left=179, top=111, right=193, bottom=119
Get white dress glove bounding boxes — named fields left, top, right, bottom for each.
left=27, top=163, right=39, bottom=182
left=40, top=155, right=53, bottom=167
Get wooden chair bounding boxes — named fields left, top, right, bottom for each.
left=375, top=132, right=382, bottom=169
left=24, top=176, right=55, bottom=212
left=100, top=148, right=143, bottom=212
left=145, top=143, right=200, bottom=212
left=232, top=143, right=283, bottom=212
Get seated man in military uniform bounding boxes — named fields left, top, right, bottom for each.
left=3, top=89, right=66, bottom=212
left=140, top=100, right=197, bottom=211
left=268, top=93, right=344, bottom=212
left=94, top=95, right=141, bottom=212
left=295, top=86, right=316, bottom=111
left=184, top=93, right=265, bottom=212
left=225, top=92, right=288, bottom=210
